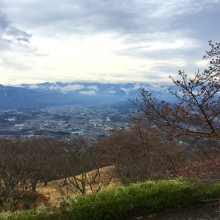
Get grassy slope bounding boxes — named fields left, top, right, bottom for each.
left=1, top=179, right=220, bottom=220
left=36, top=165, right=120, bottom=207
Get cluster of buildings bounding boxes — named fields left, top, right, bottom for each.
left=0, top=104, right=132, bottom=139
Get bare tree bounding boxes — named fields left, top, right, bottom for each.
left=129, top=41, right=220, bottom=182
left=132, top=41, right=220, bottom=147
left=0, top=138, right=29, bottom=210
left=22, top=137, right=61, bottom=191
left=57, top=137, right=112, bottom=196
left=98, top=124, right=187, bottom=184
left=0, top=137, right=62, bottom=210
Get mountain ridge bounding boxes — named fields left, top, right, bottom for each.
left=0, top=82, right=175, bottom=110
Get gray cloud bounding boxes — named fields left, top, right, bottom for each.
left=1, top=0, right=220, bottom=84
left=6, top=1, right=217, bottom=34
left=0, top=13, right=9, bottom=31
left=3, top=25, right=32, bottom=43
left=0, top=1, right=9, bottom=30
left=7, top=0, right=217, bottom=67
left=0, top=0, right=34, bottom=58
left=0, top=2, right=13, bottom=51
left=5, top=0, right=219, bottom=46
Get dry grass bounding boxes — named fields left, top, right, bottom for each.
left=36, top=165, right=121, bottom=207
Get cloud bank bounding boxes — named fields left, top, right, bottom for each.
left=1, top=0, right=219, bottom=85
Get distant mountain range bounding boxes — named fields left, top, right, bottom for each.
left=0, top=82, right=176, bottom=110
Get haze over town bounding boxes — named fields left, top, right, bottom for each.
left=1, top=0, right=219, bottom=86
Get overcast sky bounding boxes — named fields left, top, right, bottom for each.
left=0, top=0, right=219, bottom=85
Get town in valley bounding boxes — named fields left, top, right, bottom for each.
left=0, top=104, right=133, bottom=139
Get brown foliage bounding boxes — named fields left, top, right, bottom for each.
left=0, top=137, right=64, bottom=211
left=54, top=137, right=112, bottom=196
left=175, top=149, right=220, bottom=181
left=13, top=200, right=24, bottom=212
left=98, top=122, right=194, bottom=184
left=13, top=191, right=49, bottom=211
left=130, top=41, right=220, bottom=182
left=132, top=41, right=220, bottom=144
left=30, top=194, right=49, bottom=209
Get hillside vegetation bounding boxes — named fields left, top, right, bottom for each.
left=1, top=179, right=220, bottom=220
left=0, top=41, right=220, bottom=219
